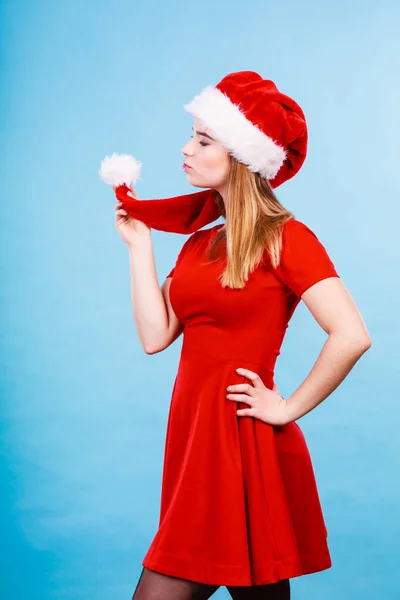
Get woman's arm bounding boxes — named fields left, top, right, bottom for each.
left=285, top=276, right=372, bottom=422
left=128, top=239, right=183, bottom=354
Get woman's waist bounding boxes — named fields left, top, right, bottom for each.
left=179, top=325, right=277, bottom=385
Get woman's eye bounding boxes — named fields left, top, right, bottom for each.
left=189, top=135, right=209, bottom=146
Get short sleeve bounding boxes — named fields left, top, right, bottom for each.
left=275, top=219, right=340, bottom=297
left=166, top=232, right=198, bottom=279
left=166, top=266, right=176, bottom=278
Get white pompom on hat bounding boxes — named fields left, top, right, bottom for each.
left=99, top=153, right=142, bottom=187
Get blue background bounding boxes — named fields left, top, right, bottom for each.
left=1, top=0, right=399, bottom=598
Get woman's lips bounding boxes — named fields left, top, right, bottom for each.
left=183, top=163, right=192, bottom=171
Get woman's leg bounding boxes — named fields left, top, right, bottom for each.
left=226, top=578, right=290, bottom=600
left=132, top=567, right=220, bottom=600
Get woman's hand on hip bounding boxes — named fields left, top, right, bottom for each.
left=226, top=368, right=291, bottom=426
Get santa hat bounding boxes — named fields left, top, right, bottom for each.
left=99, top=71, right=307, bottom=234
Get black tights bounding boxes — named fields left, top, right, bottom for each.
left=132, top=567, right=290, bottom=600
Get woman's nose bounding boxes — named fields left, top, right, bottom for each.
left=181, top=138, right=194, bottom=156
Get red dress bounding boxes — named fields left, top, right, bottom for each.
left=142, top=218, right=340, bottom=586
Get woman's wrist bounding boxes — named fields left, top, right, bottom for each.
left=283, top=397, right=300, bottom=423
left=126, top=232, right=152, bottom=252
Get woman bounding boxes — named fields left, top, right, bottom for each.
left=103, top=71, right=371, bottom=599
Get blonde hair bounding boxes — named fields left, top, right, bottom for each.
left=206, top=157, right=294, bottom=289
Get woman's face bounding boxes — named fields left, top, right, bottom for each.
left=181, top=118, right=231, bottom=193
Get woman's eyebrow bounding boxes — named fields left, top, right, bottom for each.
left=191, top=126, right=215, bottom=141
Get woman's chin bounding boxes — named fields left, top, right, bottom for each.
left=187, top=173, right=210, bottom=188
left=185, top=173, right=214, bottom=189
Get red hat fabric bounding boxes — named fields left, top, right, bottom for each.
left=100, top=71, right=308, bottom=234
left=113, top=185, right=220, bottom=234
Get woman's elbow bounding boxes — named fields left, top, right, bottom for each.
left=337, top=329, right=372, bottom=354
left=355, top=335, right=372, bottom=356
left=144, top=343, right=163, bottom=355
left=362, top=334, right=372, bottom=350
left=353, top=325, right=372, bottom=351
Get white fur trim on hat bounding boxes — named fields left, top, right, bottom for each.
left=184, top=86, right=287, bottom=179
